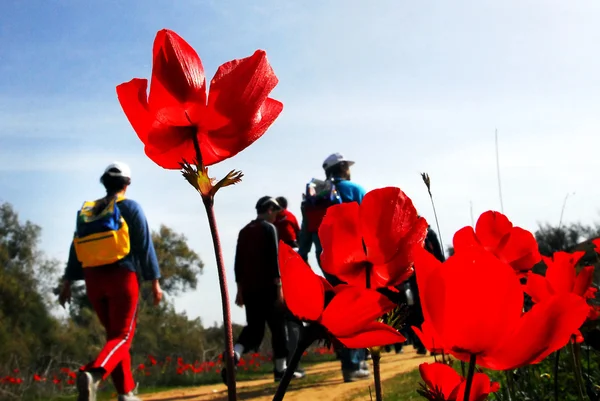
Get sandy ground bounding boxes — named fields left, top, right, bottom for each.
left=142, top=346, right=433, bottom=401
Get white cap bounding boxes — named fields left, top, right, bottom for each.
left=103, top=161, right=131, bottom=179
left=322, top=153, right=355, bottom=170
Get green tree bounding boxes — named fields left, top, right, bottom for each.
left=0, top=203, right=60, bottom=368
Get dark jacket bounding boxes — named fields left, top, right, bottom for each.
left=234, top=219, right=280, bottom=293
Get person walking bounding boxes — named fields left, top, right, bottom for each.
left=299, top=153, right=370, bottom=383
left=222, top=196, right=303, bottom=384
left=273, top=196, right=306, bottom=377
left=58, top=162, right=163, bottom=401
left=274, top=196, right=301, bottom=249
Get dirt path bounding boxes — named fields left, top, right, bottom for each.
left=143, top=346, right=433, bottom=401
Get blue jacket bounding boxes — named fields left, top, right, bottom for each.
left=332, top=178, right=366, bottom=204
left=64, top=198, right=161, bottom=282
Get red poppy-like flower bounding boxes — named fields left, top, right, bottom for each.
left=279, top=243, right=404, bottom=348
left=148, top=355, right=157, bottom=366
left=117, top=29, right=283, bottom=169
left=319, top=187, right=428, bottom=289
left=526, top=251, right=597, bottom=326
left=453, top=211, right=541, bottom=275
left=33, top=374, right=45, bottom=382
left=413, top=246, right=589, bottom=370
left=418, top=362, right=500, bottom=401
left=137, top=363, right=146, bottom=371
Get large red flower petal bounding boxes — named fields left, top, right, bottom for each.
left=524, top=272, right=553, bottom=304
left=497, top=227, right=541, bottom=273
left=149, top=29, right=207, bottom=117
left=419, top=362, right=462, bottom=400
left=455, top=372, right=499, bottom=401
left=454, top=211, right=540, bottom=274
left=320, top=286, right=395, bottom=338
left=116, top=78, right=153, bottom=143
left=337, top=322, right=405, bottom=349
left=474, top=211, right=513, bottom=250
left=436, top=252, right=523, bottom=357
left=413, top=321, right=446, bottom=354
left=143, top=134, right=197, bottom=169
left=574, top=266, right=595, bottom=298
left=479, top=293, right=590, bottom=370
left=360, top=187, right=427, bottom=265
left=278, top=243, right=325, bottom=322
left=199, top=97, right=283, bottom=166
left=199, top=50, right=281, bottom=166
left=319, top=202, right=368, bottom=287
left=413, top=246, right=445, bottom=332
left=544, top=251, right=584, bottom=294
left=593, top=238, right=600, bottom=253
left=117, top=79, right=196, bottom=169
left=452, top=226, right=480, bottom=253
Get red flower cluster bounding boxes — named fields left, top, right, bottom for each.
left=526, top=250, right=598, bottom=342
left=117, top=29, right=282, bottom=169
left=413, top=211, right=590, bottom=371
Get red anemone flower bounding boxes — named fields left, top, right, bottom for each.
left=526, top=251, right=597, bottom=321
left=413, top=246, right=589, bottom=370
left=279, top=243, right=405, bottom=348
left=319, top=187, right=428, bottom=289
left=419, top=362, right=500, bottom=401
left=453, top=211, right=541, bottom=276
left=117, top=29, right=283, bottom=169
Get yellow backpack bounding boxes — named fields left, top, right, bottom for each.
left=73, top=196, right=131, bottom=268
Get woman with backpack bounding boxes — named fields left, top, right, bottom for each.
left=58, top=162, right=162, bottom=401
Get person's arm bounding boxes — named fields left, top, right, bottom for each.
left=265, top=222, right=281, bottom=284
left=64, top=241, right=83, bottom=281
left=122, top=201, right=161, bottom=281
left=59, top=241, right=83, bottom=307
left=233, top=231, right=245, bottom=306
left=234, top=231, right=244, bottom=287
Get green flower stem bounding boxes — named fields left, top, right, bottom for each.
left=372, top=349, right=383, bottom=401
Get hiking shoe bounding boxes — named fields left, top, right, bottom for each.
left=343, top=369, right=370, bottom=383
left=76, top=371, right=98, bottom=401
left=416, top=348, right=427, bottom=355
left=220, top=353, right=240, bottom=386
left=274, top=369, right=305, bottom=382
left=359, top=361, right=369, bottom=371
left=117, top=394, right=141, bottom=401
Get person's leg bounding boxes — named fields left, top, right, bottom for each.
left=88, top=268, right=139, bottom=395
left=297, top=219, right=313, bottom=264
left=313, top=233, right=323, bottom=269
left=340, top=348, right=369, bottom=382
left=235, top=295, right=267, bottom=356
left=266, top=299, right=290, bottom=375
left=78, top=273, right=110, bottom=401
left=284, top=311, right=305, bottom=372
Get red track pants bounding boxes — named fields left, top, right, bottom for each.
left=82, top=265, right=139, bottom=394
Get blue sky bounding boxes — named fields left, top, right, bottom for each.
left=2, top=0, right=600, bottom=326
